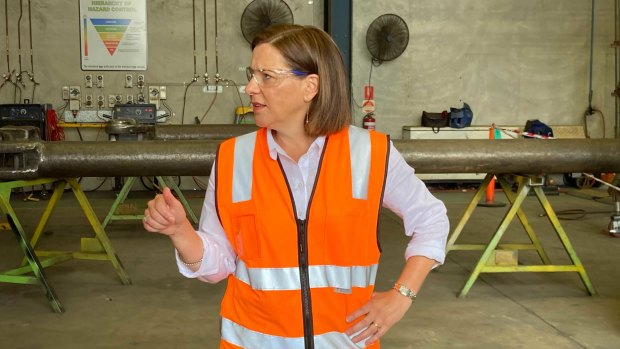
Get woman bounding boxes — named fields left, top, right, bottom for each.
left=143, top=24, right=449, bottom=349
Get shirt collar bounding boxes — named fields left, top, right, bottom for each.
left=266, top=128, right=326, bottom=160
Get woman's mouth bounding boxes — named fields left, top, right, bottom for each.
left=252, top=102, right=266, bottom=111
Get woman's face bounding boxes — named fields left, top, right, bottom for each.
left=245, top=43, right=308, bottom=132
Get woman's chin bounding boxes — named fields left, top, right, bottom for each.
left=254, top=118, right=268, bottom=128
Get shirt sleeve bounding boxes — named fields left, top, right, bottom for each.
left=382, top=141, right=450, bottom=266
left=176, top=162, right=237, bottom=283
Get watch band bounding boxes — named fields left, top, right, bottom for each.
left=392, top=283, right=417, bottom=302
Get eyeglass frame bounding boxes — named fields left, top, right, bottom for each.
left=245, top=66, right=309, bottom=88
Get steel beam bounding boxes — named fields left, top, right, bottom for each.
left=392, top=138, right=620, bottom=174
left=151, top=124, right=258, bottom=141
left=0, top=138, right=619, bottom=180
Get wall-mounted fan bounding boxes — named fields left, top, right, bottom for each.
left=240, top=0, right=294, bottom=44
left=366, top=14, right=409, bottom=64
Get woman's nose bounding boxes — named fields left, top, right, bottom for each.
left=245, top=77, right=260, bottom=96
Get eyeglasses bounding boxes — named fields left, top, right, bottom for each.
left=246, top=67, right=308, bottom=88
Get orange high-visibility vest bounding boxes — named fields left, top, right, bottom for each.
left=215, top=126, right=389, bottom=349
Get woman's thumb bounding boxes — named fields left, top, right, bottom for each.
left=162, top=187, right=180, bottom=208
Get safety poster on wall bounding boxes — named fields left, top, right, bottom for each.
left=79, top=0, right=147, bottom=70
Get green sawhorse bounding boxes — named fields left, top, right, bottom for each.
left=3, top=213, right=65, bottom=312
left=102, top=176, right=198, bottom=228
left=0, top=178, right=131, bottom=312
left=447, top=173, right=596, bottom=297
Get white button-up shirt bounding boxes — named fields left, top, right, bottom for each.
left=177, top=130, right=449, bottom=282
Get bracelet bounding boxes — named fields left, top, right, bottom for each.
left=392, top=283, right=417, bottom=302
left=181, top=257, right=203, bottom=267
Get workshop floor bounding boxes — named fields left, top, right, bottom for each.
left=0, top=185, right=618, bottom=349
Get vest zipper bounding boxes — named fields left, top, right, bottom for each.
left=276, top=141, right=328, bottom=349
left=297, top=218, right=314, bottom=349
left=276, top=157, right=315, bottom=349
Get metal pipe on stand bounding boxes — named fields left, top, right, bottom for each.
left=392, top=139, right=620, bottom=174
left=103, top=121, right=258, bottom=141
left=1, top=138, right=620, bottom=180
left=150, top=124, right=258, bottom=141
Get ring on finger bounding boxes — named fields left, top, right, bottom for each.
left=372, top=322, right=380, bottom=329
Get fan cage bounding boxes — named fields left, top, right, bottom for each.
left=240, top=0, right=294, bottom=44
left=366, top=14, right=410, bottom=63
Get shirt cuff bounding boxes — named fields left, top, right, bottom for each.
left=404, top=243, right=446, bottom=268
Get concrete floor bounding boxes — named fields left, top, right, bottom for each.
left=0, top=184, right=619, bottom=349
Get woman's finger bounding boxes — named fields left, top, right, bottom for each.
left=365, top=321, right=389, bottom=345
left=350, top=320, right=384, bottom=344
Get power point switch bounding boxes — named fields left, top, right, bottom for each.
left=85, top=74, right=93, bottom=88
left=96, top=74, right=104, bottom=88
left=137, top=74, right=145, bottom=87
left=125, top=74, right=133, bottom=88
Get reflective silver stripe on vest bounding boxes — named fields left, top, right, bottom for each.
left=348, top=126, right=371, bottom=200
left=232, top=131, right=257, bottom=203
left=221, top=317, right=368, bottom=349
left=235, top=260, right=377, bottom=291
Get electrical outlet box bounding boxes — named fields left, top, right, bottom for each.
left=97, top=95, right=105, bottom=108
left=203, top=85, right=223, bottom=93
left=85, top=74, right=93, bottom=88
left=126, top=94, right=134, bottom=104
left=69, top=86, right=81, bottom=111
left=137, top=93, right=145, bottom=103
left=148, top=86, right=159, bottom=100
left=114, top=94, right=123, bottom=104
left=62, top=86, right=70, bottom=100
left=69, top=100, right=81, bottom=112
left=137, top=74, right=145, bottom=87
left=96, top=74, right=104, bottom=88
left=108, top=94, right=117, bottom=108
left=125, top=74, right=133, bottom=88
left=84, top=94, right=93, bottom=108
left=69, top=86, right=81, bottom=100
left=159, top=86, right=167, bottom=100
left=148, top=86, right=160, bottom=108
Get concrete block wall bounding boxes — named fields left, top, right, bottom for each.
left=352, top=0, right=616, bottom=139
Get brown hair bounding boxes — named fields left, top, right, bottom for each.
left=252, top=24, right=351, bottom=137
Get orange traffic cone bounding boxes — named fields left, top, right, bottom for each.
left=478, top=125, right=506, bottom=207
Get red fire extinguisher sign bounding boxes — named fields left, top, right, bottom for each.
left=364, top=85, right=374, bottom=100
left=362, top=85, right=375, bottom=114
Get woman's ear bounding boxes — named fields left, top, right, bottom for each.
left=304, top=74, right=319, bottom=102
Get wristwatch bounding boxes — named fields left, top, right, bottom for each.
left=392, top=283, right=417, bottom=302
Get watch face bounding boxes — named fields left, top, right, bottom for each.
left=395, top=284, right=415, bottom=300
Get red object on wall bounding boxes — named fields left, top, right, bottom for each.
left=46, top=109, right=65, bottom=141
left=364, top=85, right=374, bottom=100
left=363, top=113, right=376, bottom=130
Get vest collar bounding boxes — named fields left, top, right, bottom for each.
left=265, top=128, right=326, bottom=161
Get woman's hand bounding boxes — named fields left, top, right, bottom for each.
left=143, top=187, right=188, bottom=236
left=345, top=289, right=412, bottom=345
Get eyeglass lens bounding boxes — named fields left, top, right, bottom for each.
left=245, top=67, right=255, bottom=83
